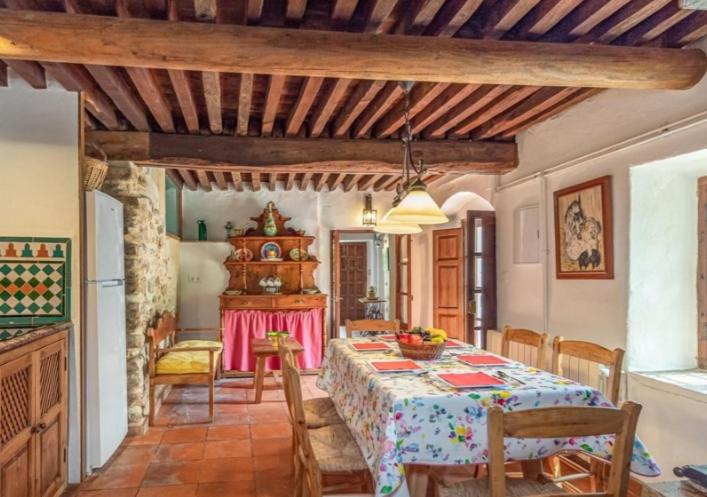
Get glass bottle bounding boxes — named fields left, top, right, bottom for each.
left=197, top=220, right=208, bottom=241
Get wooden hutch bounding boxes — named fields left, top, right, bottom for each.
left=219, top=203, right=326, bottom=374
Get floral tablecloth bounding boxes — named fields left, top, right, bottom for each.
left=317, top=338, right=660, bottom=497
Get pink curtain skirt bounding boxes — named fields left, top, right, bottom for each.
left=222, top=308, right=324, bottom=372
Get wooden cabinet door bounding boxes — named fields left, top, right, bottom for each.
left=395, top=235, right=413, bottom=330
left=340, top=242, right=368, bottom=323
left=35, top=340, right=67, bottom=497
left=433, top=228, right=464, bottom=339
left=0, top=354, right=35, bottom=497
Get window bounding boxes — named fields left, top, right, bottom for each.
left=165, top=174, right=182, bottom=238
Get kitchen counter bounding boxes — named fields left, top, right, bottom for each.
left=0, top=321, right=73, bottom=354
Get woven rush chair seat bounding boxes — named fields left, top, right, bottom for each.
left=304, top=397, right=344, bottom=428
left=308, top=423, right=368, bottom=473
left=438, top=478, right=566, bottom=497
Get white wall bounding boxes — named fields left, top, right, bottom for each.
left=0, top=83, right=82, bottom=482
left=179, top=188, right=395, bottom=330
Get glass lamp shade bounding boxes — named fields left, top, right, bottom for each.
left=386, top=180, right=449, bottom=225
left=373, top=220, right=422, bottom=234
left=362, top=208, right=378, bottom=227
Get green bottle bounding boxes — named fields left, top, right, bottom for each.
left=197, top=220, right=208, bottom=241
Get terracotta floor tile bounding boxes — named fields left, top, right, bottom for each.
left=124, top=428, right=166, bottom=446
left=252, top=455, right=292, bottom=473
left=136, top=484, right=198, bottom=497
left=198, top=457, right=254, bottom=483
left=78, top=489, right=139, bottom=497
left=196, top=481, right=256, bottom=497
left=142, top=462, right=201, bottom=487
left=217, top=404, right=249, bottom=415
left=154, top=442, right=205, bottom=462
left=254, top=478, right=294, bottom=497
left=252, top=437, right=291, bottom=457
left=112, top=445, right=158, bottom=467
left=250, top=423, right=292, bottom=439
left=82, top=464, right=147, bottom=490
left=204, top=439, right=252, bottom=459
left=207, top=425, right=250, bottom=441
left=162, top=427, right=208, bottom=444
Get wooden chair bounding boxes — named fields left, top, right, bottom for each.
left=549, top=337, right=626, bottom=490
left=501, top=326, right=549, bottom=369
left=278, top=336, right=343, bottom=429
left=434, top=402, right=642, bottom=497
left=345, top=319, right=400, bottom=338
left=147, top=312, right=223, bottom=425
left=282, top=356, right=372, bottom=497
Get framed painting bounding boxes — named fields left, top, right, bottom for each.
left=553, top=176, right=613, bottom=279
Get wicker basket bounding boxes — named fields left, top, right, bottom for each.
left=83, top=143, right=108, bottom=191
left=397, top=340, right=446, bottom=360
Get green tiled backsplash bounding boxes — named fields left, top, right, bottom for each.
left=0, top=237, right=71, bottom=330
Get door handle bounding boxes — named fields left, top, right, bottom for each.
left=32, top=422, right=47, bottom=434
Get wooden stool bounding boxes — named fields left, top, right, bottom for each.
left=251, top=337, right=304, bottom=403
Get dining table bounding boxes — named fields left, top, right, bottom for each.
left=317, top=337, right=661, bottom=497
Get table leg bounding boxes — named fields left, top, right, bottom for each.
left=406, top=465, right=430, bottom=497
left=254, top=355, right=266, bottom=404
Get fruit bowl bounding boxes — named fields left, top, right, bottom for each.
left=396, top=327, right=448, bottom=360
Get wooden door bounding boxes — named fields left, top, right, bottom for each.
left=35, top=340, right=67, bottom=497
left=0, top=354, right=35, bottom=497
left=339, top=242, right=368, bottom=323
left=433, top=228, right=464, bottom=339
left=467, top=211, right=497, bottom=348
left=395, top=235, right=412, bottom=330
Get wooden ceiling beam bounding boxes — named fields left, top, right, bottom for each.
left=375, top=82, right=449, bottom=138
left=91, top=130, right=517, bottom=174
left=309, top=79, right=352, bottom=137
left=195, top=170, right=212, bottom=191
left=615, top=4, right=692, bottom=45
left=202, top=71, right=223, bottom=134
left=237, top=73, right=254, bottom=136
left=194, top=0, right=217, bottom=21
left=285, top=173, right=296, bottom=190
left=546, top=0, right=632, bottom=40
left=352, top=82, right=404, bottom=137
left=251, top=172, right=262, bottom=191
left=661, top=11, right=707, bottom=46
left=179, top=170, right=198, bottom=190
left=329, top=173, right=346, bottom=191
left=268, top=172, right=277, bottom=191
left=166, top=169, right=184, bottom=188
left=358, top=173, right=383, bottom=191
left=507, top=0, right=584, bottom=40
left=342, top=174, right=359, bottom=192
left=3, top=10, right=698, bottom=90
left=332, top=80, right=386, bottom=138
left=374, top=175, right=395, bottom=191
left=262, top=75, right=286, bottom=136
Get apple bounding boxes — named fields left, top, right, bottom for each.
left=408, top=334, right=424, bottom=345
left=398, top=333, right=411, bottom=344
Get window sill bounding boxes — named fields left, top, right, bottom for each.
left=629, top=370, right=707, bottom=404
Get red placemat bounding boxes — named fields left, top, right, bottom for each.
left=370, top=360, right=421, bottom=372
left=437, top=372, right=505, bottom=388
left=446, top=339, right=467, bottom=348
left=378, top=334, right=397, bottom=341
left=351, top=342, right=391, bottom=351
left=456, top=354, right=509, bottom=366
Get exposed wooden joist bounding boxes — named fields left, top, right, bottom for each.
left=507, top=0, right=584, bottom=40
left=662, top=11, right=707, bottom=45
left=88, top=130, right=517, bottom=174
left=3, top=11, right=703, bottom=90
left=268, top=172, right=277, bottom=191
left=194, top=0, right=217, bottom=21
left=299, top=172, right=313, bottom=190
left=287, top=77, right=324, bottom=136
left=342, top=174, right=359, bottom=192
left=309, top=79, right=353, bottom=137
left=358, top=173, right=383, bottom=190
left=333, top=80, right=386, bottom=137
left=285, top=173, right=296, bottom=190
left=375, top=82, right=449, bottom=138
left=3, top=59, right=45, bottom=88
left=374, top=175, right=394, bottom=191
left=237, top=73, right=254, bottom=136
left=213, top=171, right=228, bottom=189
left=166, top=169, right=184, bottom=188
left=409, top=84, right=478, bottom=134
left=202, top=71, right=223, bottom=134
left=195, top=170, right=212, bottom=191
left=0, top=61, right=6, bottom=86
left=286, top=0, right=307, bottom=25
left=230, top=172, right=243, bottom=191
left=615, top=4, right=692, bottom=45
left=329, top=173, right=346, bottom=190
left=330, top=0, right=358, bottom=28
left=425, top=85, right=511, bottom=138
left=250, top=172, right=262, bottom=191
left=426, top=0, right=483, bottom=37
left=547, top=0, right=632, bottom=40
left=179, top=170, right=198, bottom=190
left=262, top=75, right=286, bottom=136
left=450, top=86, right=540, bottom=137
left=314, top=172, right=330, bottom=191
left=352, top=82, right=404, bottom=137
left=477, top=0, right=542, bottom=39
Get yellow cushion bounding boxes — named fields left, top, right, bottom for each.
left=156, top=350, right=217, bottom=375
left=174, top=340, right=223, bottom=352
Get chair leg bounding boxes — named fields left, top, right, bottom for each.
left=254, top=356, right=266, bottom=404
left=148, top=380, right=156, bottom=426
left=208, top=378, right=215, bottom=422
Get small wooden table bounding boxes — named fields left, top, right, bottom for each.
left=251, top=337, right=304, bottom=403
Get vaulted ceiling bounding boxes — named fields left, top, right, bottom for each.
left=1, top=0, right=706, bottom=192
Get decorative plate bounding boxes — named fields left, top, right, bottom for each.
left=232, top=248, right=254, bottom=262
left=289, top=248, right=310, bottom=261
left=260, top=242, right=282, bottom=260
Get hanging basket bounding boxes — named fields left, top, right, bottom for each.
left=83, top=143, right=108, bottom=191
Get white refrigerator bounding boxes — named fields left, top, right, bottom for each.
left=84, top=190, right=128, bottom=472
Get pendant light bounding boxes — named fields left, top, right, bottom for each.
left=373, top=191, right=422, bottom=234
left=384, top=82, right=449, bottom=225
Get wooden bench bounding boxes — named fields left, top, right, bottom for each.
left=147, top=312, right=223, bottom=425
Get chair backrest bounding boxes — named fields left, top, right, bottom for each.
left=345, top=319, right=400, bottom=337
left=500, top=326, right=549, bottom=369
left=486, top=402, right=641, bottom=497
left=282, top=357, right=324, bottom=497
left=552, top=337, right=625, bottom=404
left=146, top=312, right=177, bottom=375
left=277, top=336, right=297, bottom=419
